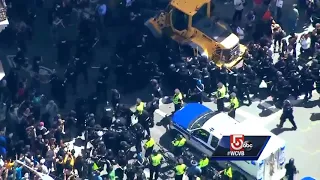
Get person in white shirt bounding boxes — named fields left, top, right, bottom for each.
left=233, top=0, right=245, bottom=22
left=276, top=0, right=283, bottom=21
left=300, top=33, right=311, bottom=58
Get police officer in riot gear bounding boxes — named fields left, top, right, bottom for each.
left=202, top=68, right=211, bottom=94
left=56, top=37, right=70, bottom=66
left=111, top=89, right=121, bottom=109
left=150, top=79, right=163, bottom=98
left=87, top=92, right=99, bottom=114
left=101, top=101, right=114, bottom=128
left=277, top=100, right=297, bottom=130
left=75, top=56, right=89, bottom=84
left=100, top=63, right=110, bottom=80
left=96, top=74, right=108, bottom=100
left=301, top=68, right=314, bottom=100
left=64, top=62, right=78, bottom=94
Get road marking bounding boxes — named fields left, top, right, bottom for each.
left=299, top=119, right=320, bottom=133
left=155, top=109, right=168, bottom=117
left=296, top=146, right=320, bottom=156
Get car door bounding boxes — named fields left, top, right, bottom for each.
left=189, top=129, right=212, bottom=155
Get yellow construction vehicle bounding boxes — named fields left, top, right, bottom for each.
left=145, top=0, right=247, bottom=68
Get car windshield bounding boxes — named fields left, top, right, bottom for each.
left=192, top=3, right=207, bottom=26
left=189, top=111, right=216, bottom=130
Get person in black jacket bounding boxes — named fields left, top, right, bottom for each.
left=277, top=100, right=297, bottom=130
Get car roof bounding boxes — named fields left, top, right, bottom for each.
left=172, top=103, right=211, bottom=129
left=202, top=112, right=239, bottom=137
left=170, top=0, right=209, bottom=16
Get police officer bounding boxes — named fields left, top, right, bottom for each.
left=56, top=37, right=70, bottom=66
left=172, top=134, right=186, bottom=156
left=186, top=160, right=202, bottom=180
left=64, top=62, right=78, bottom=94
left=87, top=92, right=98, bottom=114
left=100, top=63, right=110, bottom=78
left=135, top=98, right=145, bottom=117
left=228, top=93, right=240, bottom=118
left=96, top=74, right=107, bottom=100
left=219, top=163, right=232, bottom=180
left=277, top=100, right=297, bottom=130
left=144, top=135, right=155, bottom=157
left=173, top=89, right=183, bottom=112
left=150, top=79, right=163, bottom=98
left=136, top=98, right=150, bottom=136
left=111, top=89, right=121, bottom=109
left=238, top=75, right=252, bottom=105
left=149, top=150, right=163, bottom=180
left=202, top=68, right=211, bottom=94
left=174, top=159, right=187, bottom=180
left=199, top=154, right=209, bottom=179
left=285, top=158, right=299, bottom=180
left=75, top=56, right=89, bottom=84
left=301, top=69, right=314, bottom=101
left=194, top=79, right=204, bottom=104
left=215, top=82, right=227, bottom=112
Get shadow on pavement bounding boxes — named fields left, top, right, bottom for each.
left=257, top=100, right=281, bottom=117
left=296, top=99, right=320, bottom=108
left=158, top=129, right=176, bottom=150
left=156, top=115, right=171, bottom=131
left=310, top=113, right=320, bottom=121
left=271, top=127, right=293, bottom=135
left=259, top=108, right=275, bottom=117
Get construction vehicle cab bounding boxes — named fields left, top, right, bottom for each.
left=145, top=0, right=247, bottom=68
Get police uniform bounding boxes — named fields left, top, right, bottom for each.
left=96, top=75, right=107, bottom=100
left=136, top=102, right=150, bottom=136
left=228, top=96, right=239, bottom=118
left=64, top=64, right=77, bottom=94
left=174, top=163, right=187, bottom=180
left=278, top=101, right=297, bottom=129
left=149, top=153, right=162, bottom=180
left=216, top=84, right=226, bottom=112
left=195, top=80, right=204, bottom=104
left=223, top=167, right=232, bottom=180
left=144, top=137, right=155, bottom=157
left=136, top=102, right=145, bottom=116
left=75, top=57, right=89, bottom=84
left=173, top=92, right=183, bottom=112
left=172, top=136, right=186, bottom=156
left=199, top=157, right=209, bottom=177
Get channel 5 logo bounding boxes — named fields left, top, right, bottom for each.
left=230, top=134, right=253, bottom=151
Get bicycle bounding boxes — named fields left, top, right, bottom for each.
left=207, top=166, right=222, bottom=180
left=158, top=147, right=177, bottom=167
left=181, top=147, right=195, bottom=160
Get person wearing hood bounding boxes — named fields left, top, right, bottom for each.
left=186, top=160, right=202, bottom=179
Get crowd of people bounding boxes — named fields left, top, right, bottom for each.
left=0, top=0, right=314, bottom=179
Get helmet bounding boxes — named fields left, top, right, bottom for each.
left=191, top=160, right=198, bottom=166
left=152, top=149, right=158, bottom=154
